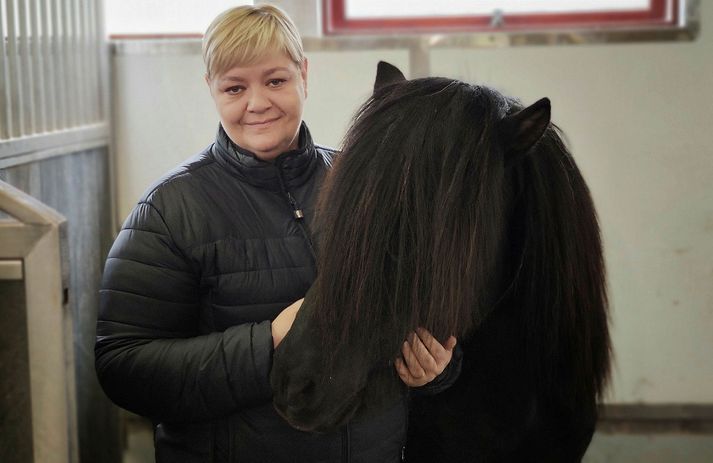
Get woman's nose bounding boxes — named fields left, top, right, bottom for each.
left=246, top=88, right=272, bottom=113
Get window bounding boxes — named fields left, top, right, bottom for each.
left=324, top=0, right=680, bottom=35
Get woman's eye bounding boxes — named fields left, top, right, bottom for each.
left=268, top=79, right=286, bottom=87
left=226, top=86, right=244, bottom=95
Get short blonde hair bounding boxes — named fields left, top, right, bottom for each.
left=203, top=4, right=305, bottom=79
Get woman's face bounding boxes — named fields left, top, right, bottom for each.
left=207, top=51, right=308, bottom=161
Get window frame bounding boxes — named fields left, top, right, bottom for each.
left=323, top=0, right=680, bottom=35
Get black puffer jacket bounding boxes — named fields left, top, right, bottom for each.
left=95, top=124, right=408, bottom=462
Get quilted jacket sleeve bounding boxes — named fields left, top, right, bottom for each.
left=95, top=200, right=274, bottom=424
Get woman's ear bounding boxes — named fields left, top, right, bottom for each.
left=300, top=58, right=309, bottom=98
left=205, top=73, right=214, bottom=96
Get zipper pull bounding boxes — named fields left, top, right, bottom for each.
left=286, top=192, right=304, bottom=220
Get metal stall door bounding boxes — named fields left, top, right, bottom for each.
left=0, top=179, right=78, bottom=463
left=1, top=0, right=115, bottom=461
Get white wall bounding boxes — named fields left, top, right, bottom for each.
left=112, top=3, right=713, bottom=404
left=104, top=0, right=252, bottom=36
left=303, top=50, right=410, bottom=148
left=113, top=53, right=217, bottom=218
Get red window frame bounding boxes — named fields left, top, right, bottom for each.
left=323, top=0, right=679, bottom=35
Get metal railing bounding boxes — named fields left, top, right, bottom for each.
left=1, top=0, right=107, bottom=158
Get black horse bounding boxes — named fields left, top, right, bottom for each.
left=271, top=61, right=611, bottom=462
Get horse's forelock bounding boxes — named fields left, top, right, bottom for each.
left=314, top=79, right=519, bottom=355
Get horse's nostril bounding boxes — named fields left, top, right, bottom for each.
left=287, top=377, right=316, bottom=402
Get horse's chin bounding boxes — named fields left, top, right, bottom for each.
left=272, top=382, right=364, bottom=433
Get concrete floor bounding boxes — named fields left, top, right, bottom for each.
left=584, top=433, right=713, bottom=463
left=122, top=419, right=154, bottom=463
left=123, top=419, right=713, bottom=463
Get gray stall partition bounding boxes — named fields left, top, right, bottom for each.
left=0, top=180, right=78, bottom=463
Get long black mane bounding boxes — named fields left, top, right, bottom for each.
left=271, top=62, right=611, bottom=461
left=314, top=77, right=507, bottom=357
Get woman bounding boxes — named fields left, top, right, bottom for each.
left=95, top=5, right=458, bottom=462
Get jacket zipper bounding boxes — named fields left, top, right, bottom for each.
left=276, top=170, right=317, bottom=260
left=285, top=191, right=304, bottom=220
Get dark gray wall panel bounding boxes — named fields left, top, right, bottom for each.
left=0, top=148, right=121, bottom=463
left=0, top=281, right=33, bottom=463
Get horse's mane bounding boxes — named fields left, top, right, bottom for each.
left=272, top=62, right=611, bottom=442
left=311, top=69, right=609, bottom=396
left=313, top=79, right=507, bottom=356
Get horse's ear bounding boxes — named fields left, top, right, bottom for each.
left=374, top=61, right=406, bottom=93
left=499, top=97, right=551, bottom=157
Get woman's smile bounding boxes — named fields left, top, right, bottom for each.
left=243, top=116, right=281, bottom=128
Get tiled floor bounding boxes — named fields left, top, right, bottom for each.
left=123, top=418, right=713, bottom=463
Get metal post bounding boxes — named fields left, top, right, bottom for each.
left=18, top=0, right=35, bottom=135
left=40, top=0, right=56, bottom=131
left=0, top=0, right=10, bottom=138
left=69, top=0, right=82, bottom=126
left=6, top=0, right=23, bottom=137
left=30, top=0, right=46, bottom=133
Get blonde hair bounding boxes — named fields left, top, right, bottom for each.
left=203, top=4, right=305, bottom=79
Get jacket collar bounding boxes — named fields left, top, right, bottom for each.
left=212, top=122, right=318, bottom=192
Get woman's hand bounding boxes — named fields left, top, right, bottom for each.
left=271, top=299, right=304, bottom=348
left=394, top=328, right=457, bottom=387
